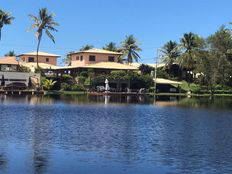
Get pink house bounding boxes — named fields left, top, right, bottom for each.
left=18, top=51, right=60, bottom=66
left=69, top=48, right=122, bottom=67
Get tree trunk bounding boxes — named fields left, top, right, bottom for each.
left=36, top=37, right=41, bottom=69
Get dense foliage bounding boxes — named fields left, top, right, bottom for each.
left=161, top=25, right=232, bottom=94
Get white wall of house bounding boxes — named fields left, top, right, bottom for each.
left=0, top=72, right=40, bottom=87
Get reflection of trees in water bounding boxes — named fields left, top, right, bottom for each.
left=177, top=96, right=232, bottom=109
left=0, top=153, right=7, bottom=170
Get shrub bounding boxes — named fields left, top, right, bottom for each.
left=110, top=70, right=127, bottom=80
left=71, top=84, right=86, bottom=91
left=79, top=71, right=88, bottom=77
left=42, top=78, right=56, bottom=90
left=190, top=84, right=201, bottom=93
left=78, top=76, right=86, bottom=84
left=62, top=74, right=73, bottom=80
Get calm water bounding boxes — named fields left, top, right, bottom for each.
left=0, top=95, right=232, bottom=174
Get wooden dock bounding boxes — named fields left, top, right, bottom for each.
left=0, top=90, right=45, bottom=95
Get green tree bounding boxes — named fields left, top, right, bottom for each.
left=4, top=50, right=16, bottom=56
left=42, top=78, right=56, bottom=90
left=196, top=51, right=218, bottom=94
left=179, top=32, right=201, bottom=87
left=29, top=8, right=58, bottom=68
left=80, top=44, right=94, bottom=51
left=121, top=35, right=141, bottom=64
left=103, top=42, right=118, bottom=52
left=0, top=9, right=14, bottom=41
left=207, top=26, right=232, bottom=86
left=161, top=40, right=180, bottom=77
left=139, top=64, right=154, bottom=75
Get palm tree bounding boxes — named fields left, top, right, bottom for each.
left=121, top=35, right=141, bottom=64
left=4, top=50, right=16, bottom=56
left=42, top=79, right=56, bottom=90
left=179, top=32, right=198, bottom=87
left=103, top=42, right=118, bottom=52
left=29, top=8, right=58, bottom=68
left=161, top=41, right=180, bottom=77
left=0, top=9, right=14, bottom=40
left=80, top=44, right=94, bottom=51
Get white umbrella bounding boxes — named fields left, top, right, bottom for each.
left=105, top=79, right=110, bottom=91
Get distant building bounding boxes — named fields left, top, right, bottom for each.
left=68, top=48, right=122, bottom=67
left=0, top=56, right=40, bottom=89
left=18, top=51, right=60, bottom=66
left=0, top=56, right=19, bottom=72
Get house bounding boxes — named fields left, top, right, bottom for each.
left=0, top=56, right=19, bottom=72
left=0, top=56, right=40, bottom=89
left=52, top=48, right=137, bottom=76
left=18, top=51, right=60, bottom=66
left=68, top=48, right=122, bottom=67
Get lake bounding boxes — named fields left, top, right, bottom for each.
left=0, top=94, right=232, bottom=174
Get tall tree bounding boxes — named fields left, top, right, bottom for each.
left=4, top=50, right=16, bottom=56
left=207, top=26, right=232, bottom=86
left=80, top=44, right=94, bottom=51
left=29, top=8, right=58, bottom=68
left=121, top=35, right=141, bottom=64
left=179, top=32, right=200, bottom=86
left=161, top=40, right=180, bottom=77
left=0, top=9, right=14, bottom=40
left=103, top=42, right=118, bottom=52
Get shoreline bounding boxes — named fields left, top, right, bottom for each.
left=45, top=91, right=232, bottom=97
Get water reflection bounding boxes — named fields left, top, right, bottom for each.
left=0, top=95, right=232, bottom=173
left=1, top=94, right=232, bottom=112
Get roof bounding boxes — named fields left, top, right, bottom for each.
left=130, top=63, right=166, bottom=68
left=0, top=56, right=18, bottom=65
left=54, top=62, right=138, bottom=70
left=18, top=51, right=60, bottom=57
left=153, top=78, right=182, bottom=85
left=83, top=62, right=137, bottom=70
left=69, top=48, right=122, bottom=55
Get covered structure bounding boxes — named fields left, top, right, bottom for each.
left=52, top=62, right=138, bottom=76
left=154, top=78, right=182, bottom=93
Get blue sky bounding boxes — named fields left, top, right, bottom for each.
left=0, top=0, right=232, bottom=65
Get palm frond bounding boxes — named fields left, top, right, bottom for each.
left=45, top=29, right=55, bottom=43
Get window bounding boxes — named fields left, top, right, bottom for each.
left=89, top=55, right=96, bottom=61
left=28, top=57, right=34, bottom=62
left=22, top=58, right=25, bottom=62
left=46, top=58, right=49, bottom=62
left=108, top=56, right=115, bottom=62
left=80, top=55, right=83, bottom=61
left=76, top=56, right=79, bottom=61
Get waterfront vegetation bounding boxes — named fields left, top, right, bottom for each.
left=2, top=8, right=232, bottom=95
